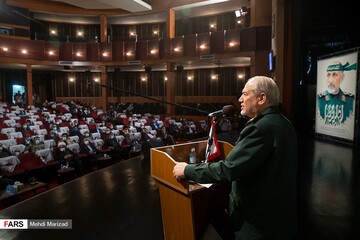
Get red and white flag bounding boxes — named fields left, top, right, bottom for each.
left=205, top=119, right=221, bottom=162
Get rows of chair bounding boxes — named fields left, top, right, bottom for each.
left=0, top=101, right=209, bottom=184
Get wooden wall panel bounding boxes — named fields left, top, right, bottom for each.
left=225, top=29, right=240, bottom=52
left=147, top=39, right=160, bottom=60
left=210, top=31, right=224, bottom=54
left=136, top=40, right=147, bottom=60
left=124, top=41, right=136, bottom=61
left=240, top=28, right=256, bottom=51
left=28, top=40, right=45, bottom=60
left=59, top=42, right=73, bottom=61
left=87, top=43, right=99, bottom=62
left=171, top=36, right=183, bottom=58
left=100, top=42, right=112, bottom=62
left=184, top=34, right=196, bottom=57
left=196, top=32, right=210, bottom=55
left=160, top=38, right=171, bottom=59
left=73, top=42, right=87, bottom=61
left=45, top=41, right=59, bottom=61
left=2, top=39, right=42, bottom=59
left=256, top=26, right=271, bottom=50
left=112, top=42, right=124, bottom=61
left=0, top=37, right=17, bottom=58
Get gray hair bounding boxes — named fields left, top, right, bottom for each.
left=247, top=76, right=280, bottom=105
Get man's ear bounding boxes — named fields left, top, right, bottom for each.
left=258, top=92, right=267, bottom=105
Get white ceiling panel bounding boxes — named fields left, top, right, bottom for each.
left=49, top=0, right=151, bottom=12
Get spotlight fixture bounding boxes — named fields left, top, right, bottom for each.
left=235, top=6, right=248, bottom=17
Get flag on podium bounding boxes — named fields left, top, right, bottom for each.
left=205, top=119, right=221, bottom=162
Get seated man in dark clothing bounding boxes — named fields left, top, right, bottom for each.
left=80, top=137, right=100, bottom=157
left=0, top=143, right=15, bottom=189
left=58, top=132, right=73, bottom=146
left=104, top=131, right=118, bottom=149
left=0, top=168, right=14, bottom=190
left=69, top=121, right=79, bottom=136
left=0, top=143, right=12, bottom=158
left=21, top=132, right=33, bottom=146
left=79, top=137, right=103, bottom=168
left=54, top=142, right=83, bottom=176
left=104, top=132, right=128, bottom=159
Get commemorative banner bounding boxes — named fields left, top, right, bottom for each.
left=315, top=48, right=358, bottom=141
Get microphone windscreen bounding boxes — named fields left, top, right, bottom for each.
left=222, top=105, right=234, bottom=115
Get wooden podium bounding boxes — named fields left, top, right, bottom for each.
left=151, top=140, right=233, bottom=240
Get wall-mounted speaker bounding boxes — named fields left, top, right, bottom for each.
left=215, top=67, right=221, bottom=75
left=176, top=65, right=184, bottom=72
left=114, top=67, right=121, bottom=75
left=145, top=66, right=152, bottom=73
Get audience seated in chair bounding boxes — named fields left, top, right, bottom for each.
left=58, top=132, right=73, bottom=146
left=69, top=121, right=79, bottom=136
left=0, top=142, right=12, bottom=158
left=104, top=131, right=118, bottom=150
left=48, top=124, right=59, bottom=141
left=79, top=129, right=92, bottom=143
left=54, top=142, right=83, bottom=176
left=159, top=127, right=176, bottom=145
left=103, top=131, right=125, bottom=158
left=9, top=144, right=26, bottom=157
left=21, top=119, right=33, bottom=132
left=0, top=168, right=14, bottom=190
left=0, top=99, right=211, bottom=183
left=0, top=143, right=25, bottom=183
left=24, top=135, right=45, bottom=153
left=114, top=135, right=131, bottom=160
left=80, top=137, right=101, bottom=158
left=20, top=132, right=32, bottom=145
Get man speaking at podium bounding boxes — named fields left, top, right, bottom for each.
left=173, top=76, right=297, bottom=240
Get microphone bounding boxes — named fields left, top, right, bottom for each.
left=208, top=105, right=234, bottom=118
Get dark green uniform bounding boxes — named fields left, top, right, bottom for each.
left=317, top=89, right=354, bottom=125
left=185, top=107, right=297, bottom=239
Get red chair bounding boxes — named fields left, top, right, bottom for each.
left=88, top=123, right=97, bottom=133
left=23, top=130, right=35, bottom=137
left=18, top=152, right=45, bottom=179
left=1, top=163, right=27, bottom=182
left=122, top=117, right=129, bottom=125
left=16, top=138, right=24, bottom=144
left=61, top=122, right=70, bottom=127
left=43, top=147, right=61, bottom=169
left=0, top=133, right=8, bottom=140
left=39, top=147, right=61, bottom=181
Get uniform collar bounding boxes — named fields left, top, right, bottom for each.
left=245, top=106, right=280, bottom=125
left=324, top=89, right=345, bottom=101
left=325, top=88, right=344, bottom=97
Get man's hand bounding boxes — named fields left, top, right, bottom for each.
left=173, top=162, right=188, bottom=179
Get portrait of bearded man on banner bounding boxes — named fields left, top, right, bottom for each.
left=317, top=61, right=357, bottom=125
